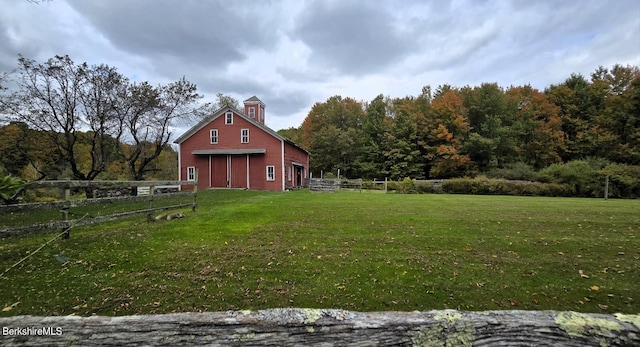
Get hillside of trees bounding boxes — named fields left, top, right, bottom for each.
left=0, top=122, right=178, bottom=181
left=281, top=64, right=639, bottom=188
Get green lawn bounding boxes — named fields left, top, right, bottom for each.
left=1, top=190, right=638, bottom=316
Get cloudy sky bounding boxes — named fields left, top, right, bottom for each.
left=1, top=0, right=639, bottom=132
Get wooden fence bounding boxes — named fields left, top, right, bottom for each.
left=0, top=309, right=637, bottom=346
left=0, top=179, right=197, bottom=238
left=309, top=178, right=362, bottom=192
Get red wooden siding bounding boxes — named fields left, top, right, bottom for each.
left=177, top=105, right=308, bottom=191
left=211, top=155, right=227, bottom=188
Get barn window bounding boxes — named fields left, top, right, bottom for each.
left=248, top=108, right=255, bottom=118
left=225, top=111, right=233, bottom=125
left=187, top=167, right=196, bottom=181
left=241, top=128, right=249, bottom=143
left=266, top=166, right=275, bottom=181
left=210, top=129, right=218, bottom=144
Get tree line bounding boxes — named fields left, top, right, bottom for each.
left=0, top=55, right=205, bottom=182
left=279, top=64, right=640, bottom=182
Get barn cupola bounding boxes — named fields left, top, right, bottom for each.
left=243, top=96, right=266, bottom=124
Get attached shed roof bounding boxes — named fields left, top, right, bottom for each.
left=192, top=148, right=266, bottom=155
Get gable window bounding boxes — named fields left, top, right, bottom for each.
left=241, top=128, right=249, bottom=143
left=225, top=111, right=233, bottom=125
left=266, top=165, right=275, bottom=181
left=210, top=129, right=218, bottom=144
left=248, top=107, right=255, bottom=118
left=187, top=166, right=196, bottom=181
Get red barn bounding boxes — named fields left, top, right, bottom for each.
left=174, top=96, right=309, bottom=191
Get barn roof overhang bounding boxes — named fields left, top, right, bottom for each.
left=192, top=149, right=267, bottom=155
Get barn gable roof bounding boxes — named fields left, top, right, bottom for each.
left=173, top=105, right=308, bottom=154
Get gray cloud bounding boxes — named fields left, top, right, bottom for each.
left=66, top=0, right=279, bottom=69
left=1, top=0, right=639, bottom=131
left=293, top=1, right=412, bottom=75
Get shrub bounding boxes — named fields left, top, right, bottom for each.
left=487, top=162, right=542, bottom=181
left=602, top=164, right=640, bottom=198
left=440, top=177, right=572, bottom=197
left=0, top=175, right=25, bottom=205
left=415, top=181, right=439, bottom=194
left=441, top=178, right=476, bottom=194
left=399, top=177, right=416, bottom=194
left=540, top=160, right=605, bottom=197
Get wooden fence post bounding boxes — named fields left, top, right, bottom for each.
left=61, top=183, right=71, bottom=239
left=149, top=184, right=155, bottom=209
left=604, top=175, right=609, bottom=200
left=192, top=169, right=198, bottom=212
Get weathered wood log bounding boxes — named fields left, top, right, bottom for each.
left=1, top=309, right=638, bottom=346
left=0, top=203, right=194, bottom=238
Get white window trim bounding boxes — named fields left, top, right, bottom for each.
left=248, top=107, right=255, bottom=118
left=241, top=128, right=249, bottom=144
left=225, top=111, right=233, bottom=125
left=210, top=129, right=218, bottom=144
left=288, top=166, right=292, bottom=182
left=266, top=165, right=275, bottom=181
left=187, top=166, right=196, bottom=181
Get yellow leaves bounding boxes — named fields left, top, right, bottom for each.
left=72, top=303, right=88, bottom=310
left=590, top=285, right=600, bottom=291
left=2, top=302, right=20, bottom=312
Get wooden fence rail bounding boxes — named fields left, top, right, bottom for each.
left=0, top=309, right=637, bottom=346
left=0, top=179, right=197, bottom=238
left=309, top=178, right=362, bottom=192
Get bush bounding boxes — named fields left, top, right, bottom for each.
left=440, top=177, right=572, bottom=197
left=415, top=181, right=439, bottom=193
left=487, top=162, right=542, bottom=181
left=399, top=177, right=416, bottom=194
left=602, top=164, right=640, bottom=198
left=540, top=160, right=605, bottom=197
left=0, top=175, right=25, bottom=204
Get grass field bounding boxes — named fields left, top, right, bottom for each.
left=1, top=189, right=638, bottom=316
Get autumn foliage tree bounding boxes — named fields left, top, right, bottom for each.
left=427, top=89, right=470, bottom=177
left=297, top=64, right=639, bottom=181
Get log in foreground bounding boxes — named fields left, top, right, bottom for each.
left=1, top=309, right=638, bottom=346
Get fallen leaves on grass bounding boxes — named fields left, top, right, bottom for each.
left=579, top=270, right=589, bottom=278
left=2, top=302, right=20, bottom=312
